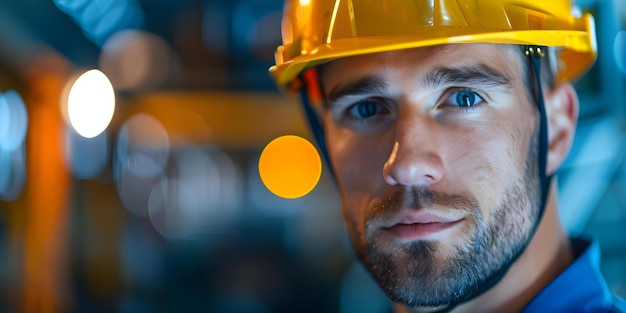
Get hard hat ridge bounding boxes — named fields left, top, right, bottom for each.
left=270, top=0, right=597, bottom=87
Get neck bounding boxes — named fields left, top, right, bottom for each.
left=395, top=183, right=573, bottom=313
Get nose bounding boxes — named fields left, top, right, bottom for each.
left=383, top=118, right=444, bottom=187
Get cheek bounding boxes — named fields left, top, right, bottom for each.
left=324, top=122, right=394, bottom=241
left=444, top=122, right=530, bottom=209
left=329, top=133, right=383, bottom=227
left=326, top=127, right=392, bottom=195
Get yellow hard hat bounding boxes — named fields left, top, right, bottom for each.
left=270, top=0, right=597, bottom=87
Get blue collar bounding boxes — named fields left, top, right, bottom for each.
left=523, top=237, right=626, bottom=312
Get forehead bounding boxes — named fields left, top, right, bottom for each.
left=320, top=44, right=524, bottom=85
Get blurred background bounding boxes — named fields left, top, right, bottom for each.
left=0, top=0, right=625, bottom=312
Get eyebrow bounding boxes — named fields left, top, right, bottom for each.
left=327, top=76, right=388, bottom=104
left=325, top=64, right=512, bottom=104
left=424, top=64, right=512, bottom=90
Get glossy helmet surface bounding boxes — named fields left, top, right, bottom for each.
left=270, top=0, right=597, bottom=87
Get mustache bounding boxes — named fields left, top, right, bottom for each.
left=366, top=187, right=480, bottom=222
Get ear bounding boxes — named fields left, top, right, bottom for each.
left=545, top=83, right=579, bottom=175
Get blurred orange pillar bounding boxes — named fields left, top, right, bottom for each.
left=20, top=54, right=71, bottom=313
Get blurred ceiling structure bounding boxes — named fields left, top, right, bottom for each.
left=0, top=0, right=285, bottom=91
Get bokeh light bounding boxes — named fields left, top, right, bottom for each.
left=258, top=135, right=322, bottom=199
left=67, top=69, right=116, bottom=138
left=100, top=30, right=178, bottom=92
left=148, top=148, right=242, bottom=241
left=115, top=114, right=170, bottom=217
left=116, top=114, right=170, bottom=178
left=0, top=91, right=28, bottom=201
left=0, top=91, right=28, bottom=152
left=615, top=30, right=626, bottom=76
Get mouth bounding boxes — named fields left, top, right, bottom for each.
left=381, top=213, right=464, bottom=240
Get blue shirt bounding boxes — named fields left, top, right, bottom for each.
left=523, top=238, right=626, bottom=313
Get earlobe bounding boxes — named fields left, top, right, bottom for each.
left=545, top=83, right=579, bottom=175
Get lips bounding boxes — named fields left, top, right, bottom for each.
left=382, top=213, right=463, bottom=240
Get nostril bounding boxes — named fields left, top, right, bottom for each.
left=382, top=142, right=443, bottom=187
left=383, top=164, right=399, bottom=185
left=383, top=142, right=400, bottom=185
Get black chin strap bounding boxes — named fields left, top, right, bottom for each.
left=528, top=46, right=554, bottom=209
left=297, top=45, right=553, bottom=312
left=299, top=89, right=335, bottom=179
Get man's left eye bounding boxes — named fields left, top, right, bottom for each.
left=447, top=89, right=485, bottom=108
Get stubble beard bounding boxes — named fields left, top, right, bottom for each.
left=350, top=143, right=541, bottom=308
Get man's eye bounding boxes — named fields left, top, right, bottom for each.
left=447, top=89, right=485, bottom=108
left=348, top=100, right=386, bottom=118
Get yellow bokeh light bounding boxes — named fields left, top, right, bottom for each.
left=258, top=135, right=322, bottom=199
left=67, top=69, right=115, bottom=138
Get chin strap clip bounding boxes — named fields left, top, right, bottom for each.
left=525, top=46, right=546, bottom=58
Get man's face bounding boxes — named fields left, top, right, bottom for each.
left=319, top=44, right=542, bottom=307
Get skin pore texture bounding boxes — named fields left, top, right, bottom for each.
left=318, top=44, right=578, bottom=313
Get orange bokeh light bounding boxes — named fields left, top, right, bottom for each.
left=258, top=135, right=322, bottom=199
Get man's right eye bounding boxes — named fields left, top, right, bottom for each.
left=347, top=100, right=387, bottom=119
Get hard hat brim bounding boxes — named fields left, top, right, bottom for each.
left=271, top=15, right=597, bottom=87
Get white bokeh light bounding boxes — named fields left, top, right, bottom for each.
left=0, top=91, right=28, bottom=152
left=67, top=69, right=116, bottom=138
